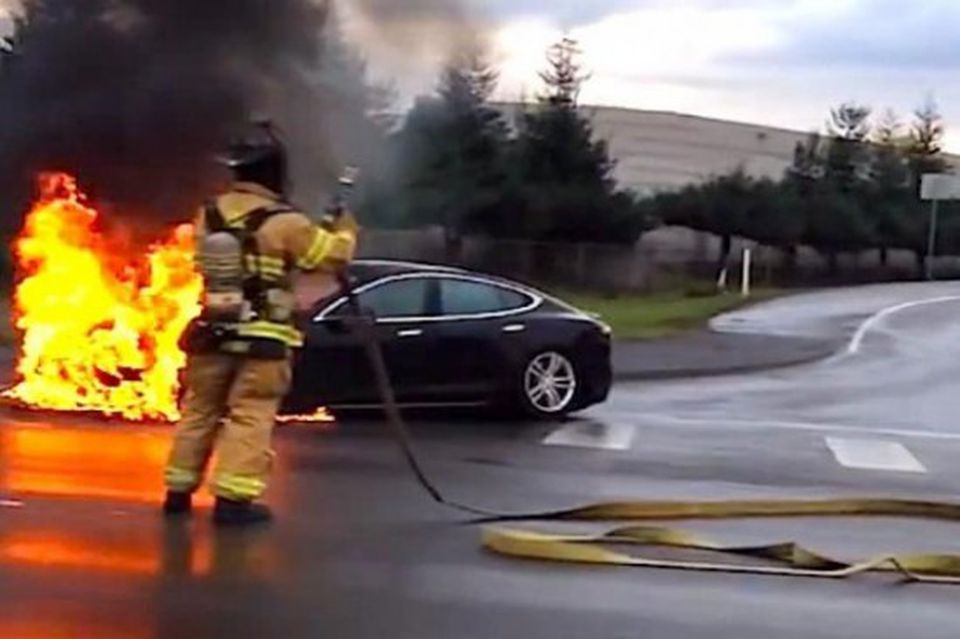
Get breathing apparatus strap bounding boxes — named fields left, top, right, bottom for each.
left=204, top=200, right=228, bottom=233
left=238, top=204, right=295, bottom=315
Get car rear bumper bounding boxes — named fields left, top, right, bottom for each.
left=576, top=336, right=613, bottom=407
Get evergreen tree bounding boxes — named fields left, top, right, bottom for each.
left=390, top=47, right=510, bottom=253
left=696, top=170, right=752, bottom=278
left=908, top=98, right=948, bottom=183
left=748, top=178, right=805, bottom=266
left=792, top=114, right=876, bottom=272
left=511, top=36, right=643, bottom=243
left=867, top=110, right=912, bottom=264
left=825, top=103, right=872, bottom=192
left=904, top=98, right=950, bottom=268
left=538, top=35, right=590, bottom=108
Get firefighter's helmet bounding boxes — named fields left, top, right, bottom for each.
left=219, top=120, right=289, bottom=194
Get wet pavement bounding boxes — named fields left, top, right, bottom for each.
left=5, top=281, right=960, bottom=638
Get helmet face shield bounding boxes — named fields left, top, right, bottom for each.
left=219, top=143, right=279, bottom=169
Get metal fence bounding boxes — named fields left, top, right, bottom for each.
left=361, top=230, right=668, bottom=291
left=359, top=227, right=960, bottom=293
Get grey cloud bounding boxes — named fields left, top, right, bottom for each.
left=474, top=0, right=789, bottom=25
left=474, top=0, right=640, bottom=24
left=732, top=0, right=960, bottom=70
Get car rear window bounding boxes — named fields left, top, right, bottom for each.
left=440, top=279, right=532, bottom=315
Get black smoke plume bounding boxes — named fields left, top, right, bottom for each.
left=0, top=0, right=334, bottom=233
left=0, top=0, right=480, bottom=236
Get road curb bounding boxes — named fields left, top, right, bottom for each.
left=611, top=334, right=842, bottom=382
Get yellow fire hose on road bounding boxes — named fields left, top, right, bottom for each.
left=331, top=171, right=960, bottom=585
left=346, top=285, right=960, bottom=584
left=480, top=499, right=960, bottom=584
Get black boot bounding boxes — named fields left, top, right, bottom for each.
left=163, top=491, right=193, bottom=517
left=213, top=497, right=273, bottom=527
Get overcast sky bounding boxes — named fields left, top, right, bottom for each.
left=2, top=1, right=956, bottom=149
left=353, top=0, right=960, bottom=150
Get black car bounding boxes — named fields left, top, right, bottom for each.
left=283, top=260, right=613, bottom=418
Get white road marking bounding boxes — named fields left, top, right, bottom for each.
left=0, top=499, right=24, bottom=509
left=825, top=437, right=926, bottom=473
left=544, top=422, right=635, bottom=451
left=846, top=296, right=960, bottom=355
left=626, top=412, right=960, bottom=443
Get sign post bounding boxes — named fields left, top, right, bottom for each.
left=741, top=248, right=752, bottom=298
left=926, top=199, right=940, bottom=281
left=920, top=174, right=960, bottom=281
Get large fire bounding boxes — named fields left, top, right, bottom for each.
left=3, top=173, right=203, bottom=421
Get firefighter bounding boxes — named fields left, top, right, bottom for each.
left=164, top=124, right=358, bottom=526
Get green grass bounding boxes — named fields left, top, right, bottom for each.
left=557, top=288, right=780, bottom=340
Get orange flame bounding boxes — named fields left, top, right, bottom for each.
left=2, top=173, right=203, bottom=421
left=276, top=407, right=337, bottom=425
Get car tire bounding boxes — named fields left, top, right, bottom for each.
left=516, top=350, right=580, bottom=420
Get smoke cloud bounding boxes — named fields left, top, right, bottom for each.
left=0, top=0, right=479, bottom=234
left=0, top=0, right=341, bottom=234
left=341, top=0, right=488, bottom=96
left=344, top=0, right=471, bottom=50
left=0, top=0, right=341, bottom=233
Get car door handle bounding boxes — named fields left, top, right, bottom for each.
left=502, top=324, right=526, bottom=334
left=397, top=329, right=424, bottom=338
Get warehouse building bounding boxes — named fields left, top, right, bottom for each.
left=498, top=104, right=960, bottom=196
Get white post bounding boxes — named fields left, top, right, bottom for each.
left=741, top=248, right=752, bottom=298
left=716, top=267, right=728, bottom=292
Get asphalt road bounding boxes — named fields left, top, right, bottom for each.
left=4, top=282, right=960, bottom=638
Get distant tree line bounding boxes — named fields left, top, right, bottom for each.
left=649, top=101, right=951, bottom=278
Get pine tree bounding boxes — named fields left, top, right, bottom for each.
left=904, top=98, right=950, bottom=270
left=791, top=118, right=876, bottom=273
left=391, top=46, right=510, bottom=253
left=825, top=103, right=872, bottom=192
left=511, top=36, right=643, bottom=243
left=867, top=110, right=911, bottom=265
left=538, top=36, right=590, bottom=108
left=907, top=98, right=949, bottom=188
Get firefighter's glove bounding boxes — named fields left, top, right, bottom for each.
left=332, top=210, right=360, bottom=236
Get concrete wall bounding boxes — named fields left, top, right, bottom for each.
left=589, top=108, right=810, bottom=195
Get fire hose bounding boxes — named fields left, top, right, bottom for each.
left=325, top=170, right=960, bottom=585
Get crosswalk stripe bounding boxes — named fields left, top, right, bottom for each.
left=825, top=437, right=927, bottom=473
left=543, top=423, right=635, bottom=451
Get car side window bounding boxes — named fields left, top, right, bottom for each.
left=440, top=279, right=532, bottom=316
left=350, top=278, right=432, bottom=319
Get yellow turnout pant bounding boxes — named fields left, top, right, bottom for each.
left=165, top=353, right=292, bottom=501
